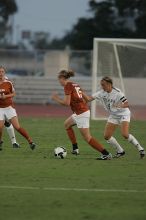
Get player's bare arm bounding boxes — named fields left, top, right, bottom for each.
left=82, top=92, right=95, bottom=102
left=51, top=92, right=71, bottom=106
left=0, top=92, right=16, bottom=99
left=113, top=100, right=129, bottom=108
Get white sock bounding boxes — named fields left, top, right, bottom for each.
left=107, top=136, right=124, bottom=153
left=6, top=124, right=17, bottom=145
left=128, top=134, right=144, bottom=151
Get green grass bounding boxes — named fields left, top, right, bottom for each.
left=0, top=118, right=146, bottom=220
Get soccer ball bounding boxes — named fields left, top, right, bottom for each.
left=54, top=146, right=67, bottom=159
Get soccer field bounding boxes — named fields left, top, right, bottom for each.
left=0, top=118, right=146, bottom=220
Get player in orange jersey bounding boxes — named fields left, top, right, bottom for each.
left=52, top=69, right=112, bottom=160
left=0, top=66, right=36, bottom=150
left=1, top=75, right=20, bottom=148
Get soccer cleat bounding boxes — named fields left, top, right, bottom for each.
left=71, top=149, right=79, bottom=155
left=96, top=153, right=112, bottom=160
left=13, top=143, right=20, bottom=148
left=29, top=142, right=36, bottom=150
left=139, top=150, right=145, bottom=159
left=113, top=151, right=125, bottom=158
left=0, top=140, right=3, bottom=151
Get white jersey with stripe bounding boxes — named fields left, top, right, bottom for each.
left=92, top=87, right=130, bottom=116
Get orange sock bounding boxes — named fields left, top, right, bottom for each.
left=66, top=127, right=77, bottom=144
left=17, top=127, right=32, bottom=143
left=88, top=137, right=104, bottom=152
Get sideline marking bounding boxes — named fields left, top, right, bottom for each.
left=0, top=185, right=146, bottom=193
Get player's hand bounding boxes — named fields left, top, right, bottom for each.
left=0, top=94, right=6, bottom=99
left=51, top=92, right=59, bottom=101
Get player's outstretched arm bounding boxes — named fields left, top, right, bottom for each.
left=51, top=92, right=71, bottom=106
left=82, top=92, right=95, bottom=102
left=113, top=100, right=129, bottom=109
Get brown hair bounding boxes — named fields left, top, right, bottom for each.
left=58, top=70, right=75, bottom=79
left=101, top=76, right=113, bottom=85
left=0, top=66, right=6, bottom=72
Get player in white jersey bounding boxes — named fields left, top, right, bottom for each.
left=83, top=76, right=145, bottom=159
left=0, top=75, right=19, bottom=150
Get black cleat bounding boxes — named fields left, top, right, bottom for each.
left=29, top=142, right=36, bottom=150
left=113, top=151, right=125, bottom=158
left=139, top=150, right=145, bottom=159
left=13, top=143, right=20, bottom=148
left=96, top=153, right=112, bottom=160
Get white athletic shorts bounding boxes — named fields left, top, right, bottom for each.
left=107, top=114, right=131, bottom=125
left=71, top=110, right=90, bottom=128
left=0, top=106, right=17, bottom=121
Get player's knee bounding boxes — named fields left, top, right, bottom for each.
left=84, top=137, right=90, bottom=142
left=64, top=122, right=69, bottom=129
left=14, top=125, right=20, bottom=131
left=0, top=126, right=3, bottom=130
left=104, top=134, right=111, bottom=140
left=122, top=133, right=129, bottom=139
left=4, top=120, right=11, bottom=127
left=83, top=134, right=91, bottom=142
left=64, top=121, right=74, bottom=130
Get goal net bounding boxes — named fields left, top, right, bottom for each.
left=91, top=38, right=146, bottom=120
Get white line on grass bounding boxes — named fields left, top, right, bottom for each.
left=0, top=185, right=146, bottom=193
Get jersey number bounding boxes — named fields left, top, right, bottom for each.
left=75, top=86, right=82, bottom=98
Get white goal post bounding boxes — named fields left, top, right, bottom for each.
left=91, top=38, right=146, bottom=120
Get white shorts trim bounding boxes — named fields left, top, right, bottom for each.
left=107, top=114, right=131, bottom=125
left=0, top=106, right=17, bottom=121
left=71, top=110, right=90, bottom=128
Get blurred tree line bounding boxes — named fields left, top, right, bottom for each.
left=50, top=0, right=146, bottom=50
left=0, top=0, right=146, bottom=50
left=0, top=0, right=17, bottom=45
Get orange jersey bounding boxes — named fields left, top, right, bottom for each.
left=64, top=82, right=89, bottom=115
left=0, top=79, right=15, bottom=108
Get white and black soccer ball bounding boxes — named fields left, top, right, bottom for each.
left=54, top=146, right=67, bottom=159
